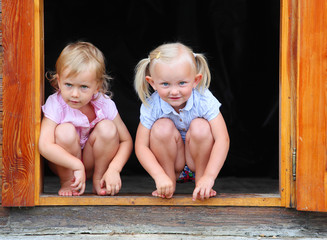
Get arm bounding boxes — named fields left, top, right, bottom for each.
left=38, top=117, right=86, bottom=194
left=192, top=113, right=230, bottom=200
left=100, top=113, right=133, bottom=194
left=135, top=123, right=174, bottom=197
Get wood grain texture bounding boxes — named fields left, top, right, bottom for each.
left=280, top=0, right=299, bottom=208
left=1, top=206, right=326, bottom=238
left=33, top=0, right=44, bottom=206
left=296, top=0, right=327, bottom=212
left=39, top=193, right=281, bottom=207
left=0, top=1, right=2, bottom=201
left=2, top=0, right=35, bottom=206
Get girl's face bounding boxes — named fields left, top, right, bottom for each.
left=58, top=67, right=99, bottom=112
left=146, top=57, right=202, bottom=112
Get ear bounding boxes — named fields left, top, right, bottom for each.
left=94, top=84, right=100, bottom=95
left=145, top=76, right=156, bottom=91
left=56, top=74, right=62, bottom=88
left=95, top=82, right=101, bottom=93
left=193, top=73, right=202, bottom=88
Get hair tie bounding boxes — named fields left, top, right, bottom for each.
left=156, top=51, right=161, bottom=59
left=193, top=53, right=197, bottom=58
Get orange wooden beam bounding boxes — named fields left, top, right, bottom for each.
left=2, top=0, right=36, bottom=206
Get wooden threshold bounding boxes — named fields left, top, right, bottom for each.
left=39, top=193, right=281, bottom=206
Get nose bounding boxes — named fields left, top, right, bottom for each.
left=71, top=87, right=79, bottom=98
left=170, top=86, right=179, bottom=95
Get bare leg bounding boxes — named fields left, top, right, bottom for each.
left=83, top=120, right=119, bottom=196
left=149, top=118, right=185, bottom=198
left=185, top=118, right=216, bottom=197
left=51, top=123, right=81, bottom=196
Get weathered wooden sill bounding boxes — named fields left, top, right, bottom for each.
left=39, top=193, right=281, bottom=206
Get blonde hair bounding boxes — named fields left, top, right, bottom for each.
left=47, top=41, right=112, bottom=97
left=134, top=42, right=211, bottom=104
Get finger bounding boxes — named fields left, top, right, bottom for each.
left=71, top=180, right=80, bottom=189
left=110, top=185, right=116, bottom=196
left=192, top=187, right=200, bottom=201
left=167, top=186, right=175, bottom=198
left=70, top=176, right=81, bottom=188
left=204, top=188, right=210, bottom=199
left=100, top=179, right=105, bottom=188
left=157, top=187, right=163, bottom=198
left=200, top=188, right=206, bottom=200
left=115, top=184, right=120, bottom=195
left=78, top=183, right=86, bottom=195
left=210, top=189, right=217, bottom=197
left=106, top=185, right=112, bottom=195
left=71, top=182, right=82, bottom=191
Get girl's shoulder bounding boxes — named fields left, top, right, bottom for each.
left=44, top=92, right=66, bottom=109
left=140, top=92, right=162, bottom=115
left=92, top=93, right=118, bottom=119
left=194, top=88, right=219, bottom=105
left=146, top=91, right=160, bottom=105
left=93, top=93, right=117, bottom=110
left=42, top=92, right=66, bottom=124
left=93, top=92, right=115, bottom=105
left=193, top=88, right=221, bottom=119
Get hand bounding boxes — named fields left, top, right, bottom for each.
left=154, top=174, right=175, bottom=199
left=71, top=168, right=86, bottom=196
left=100, top=169, right=122, bottom=196
left=192, top=175, right=216, bottom=201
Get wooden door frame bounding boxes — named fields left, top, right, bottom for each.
left=2, top=0, right=296, bottom=207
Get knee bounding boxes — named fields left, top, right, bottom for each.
left=55, top=123, right=79, bottom=146
left=188, top=118, right=212, bottom=142
left=94, top=120, right=118, bottom=142
left=150, top=118, right=176, bottom=141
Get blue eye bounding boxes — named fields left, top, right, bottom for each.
left=162, top=82, right=169, bottom=87
left=179, top=81, right=186, bottom=86
left=81, top=85, right=88, bottom=89
left=65, top=83, right=72, bottom=87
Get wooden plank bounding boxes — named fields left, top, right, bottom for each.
left=34, top=0, right=44, bottom=206
left=279, top=0, right=298, bottom=208
left=0, top=47, right=3, bottom=78
left=2, top=0, right=36, bottom=206
left=1, top=206, right=327, bottom=238
left=39, top=194, right=281, bottom=206
left=296, top=0, right=327, bottom=212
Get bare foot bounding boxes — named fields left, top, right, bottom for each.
left=58, top=181, right=78, bottom=196
left=92, top=179, right=107, bottom=196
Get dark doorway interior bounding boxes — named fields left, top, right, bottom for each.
left=43, top=0, right=280, bottom=186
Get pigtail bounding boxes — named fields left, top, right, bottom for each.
left=194, top=53, right=211, bottom=92
left=134, top=58, right=151, bottom=104
left=45, top=71, right=59, bottom=92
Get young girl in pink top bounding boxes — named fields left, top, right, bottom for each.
left=134, top=42, right=229, bottom=201
left=39, top=42, right=133, bottom=196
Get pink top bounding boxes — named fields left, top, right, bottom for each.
left=42, top=92, right=118, bottom=148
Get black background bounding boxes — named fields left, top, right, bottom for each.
left=44, top=0, right=280, bottom=178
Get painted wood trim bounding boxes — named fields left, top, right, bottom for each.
left=296, top=0, right=327, bottom=212
left=2, top=0, right=36, bottom=206
left=39, top=193, right=281, bottom=206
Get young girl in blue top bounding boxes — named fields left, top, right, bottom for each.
left=134, top=42, right=230, bottom=201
